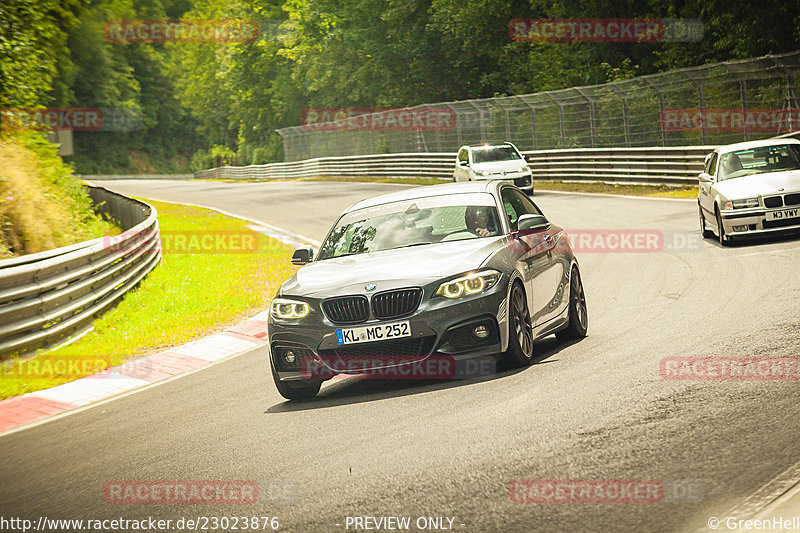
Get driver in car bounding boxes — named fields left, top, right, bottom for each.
left=719, top=152, right=742, bottom=179
left=464, top=206, right=497, bottom=237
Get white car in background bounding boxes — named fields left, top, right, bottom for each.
left=454, top=142, right=533, bottom=194
left=698, top=138, right=800, bottom=245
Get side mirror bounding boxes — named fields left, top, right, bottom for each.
left=291, top=245, right=313, bottom=265
left=698, top=172, right=713, bottom=183
left=459, top=160, right=469, bottom=167
left=517, top=214, right=550, bottom=231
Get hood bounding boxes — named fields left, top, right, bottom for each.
left=715, top=170, right=800, bottom=200
left=471, top=159, right=527, bottom=174
left=280, top=237, right=507, bottom=297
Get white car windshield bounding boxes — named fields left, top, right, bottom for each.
left=317, top=193, right=502, bottom=260
left=471, top=146, right=522, bottom=164
left=718, top=144, right=800, bottom=181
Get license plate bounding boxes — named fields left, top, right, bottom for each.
left=336, top=321, right=411, bottom=345
left=766, top=208, right=800, bottom=221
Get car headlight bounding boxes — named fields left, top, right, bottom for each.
left=518, top=166, right=530, bottom=173
left=271, top=298, right=312, bottom=320
left=434, top=270, right=501, bottom=299
left=477, top=170, right=491, bottom=176
left=726, top=198, right=759, bottom=209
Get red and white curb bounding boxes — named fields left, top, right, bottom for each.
left=0, top=311, right=270, bottom=434
left=0, top=210, right=320, bottom=436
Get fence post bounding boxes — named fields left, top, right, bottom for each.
left=575, top=87, right=597, bottom=147
left=740, top=78, right=749, bottom=141
left=545, top=94, right=567, bottom=147
left=609, top=85, right=631, bottom=147
left=698, top=82, right=707, bottom=145
left=643, top=78, right=667, bottom=147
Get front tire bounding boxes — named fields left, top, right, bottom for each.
left=715, top=207, right=731, bottom=247
left=699, top=204, right=714, bottom=239
left=503, top=282, right=534, bottom=368
left=556, top=266, right=588, bottom=342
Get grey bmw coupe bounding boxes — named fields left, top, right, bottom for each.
left=268, top=181, right=587, bottom=399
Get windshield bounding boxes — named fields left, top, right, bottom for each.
left=471, top=146, right=522, bottom=164
left=317, top=193, right=502, bottom=260
left=718, top=144, right=800, bottom=181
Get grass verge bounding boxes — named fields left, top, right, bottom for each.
left=534, top=181, right=698, bottom=199
left=0, top=199, right=297, bottom=400
left=0, top=131, right=118, bottom=258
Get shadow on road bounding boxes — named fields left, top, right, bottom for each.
left=707, top=230, right=800, bottom=248
left=264, top=335, right=578, bottom=413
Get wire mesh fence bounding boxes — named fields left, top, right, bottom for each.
left=277, top=51, right=800, bottom=161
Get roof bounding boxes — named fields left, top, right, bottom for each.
left=345, top=181, right=494, bottom=212
left=462, top=142, right=516, bottom=149
left=715, top=137, right=800, bottom=153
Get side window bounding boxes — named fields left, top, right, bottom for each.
left=458, top=149, right=468, bottom=163
left=501, top=188, right=542, bottom=230
left=706, top=153, right=718, bottom=176
left=503, top=199, right=518, bottom=227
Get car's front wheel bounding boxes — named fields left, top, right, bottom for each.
left=699, top=204, right=714, bottom=239
left=556, top=266, right=588, bottom=341
left=715, top=206, right=731, bottom=247
left=271, top=363, right=322, bottom=400
left=503, top=282, right=534, bottom=367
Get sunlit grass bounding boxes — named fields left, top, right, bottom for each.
left=0, top=199, right=297, bottom=399
left=0, top=131, right=118, bottom=258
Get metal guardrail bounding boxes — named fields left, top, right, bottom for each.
left=195, top=132, right=800, bottom=186
left=0, top=187, right=161, bottom=358
left=194, top=146, right=715, bottom=186
left=524, top=146, right=713, bottom=187
left=194, top=153, right=458, bottom=180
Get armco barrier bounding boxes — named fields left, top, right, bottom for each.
left=194, top=146, right=715, bottom=186
left=0, top=187, right=161, bottom=357
left=524, top=146, right=712, bottom=186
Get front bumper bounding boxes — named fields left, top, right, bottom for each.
left=719, top=206, right=800, bottom=238
left=473, top=172, right=533, bottom=191
left=268, top=283, right=509, bottom=381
